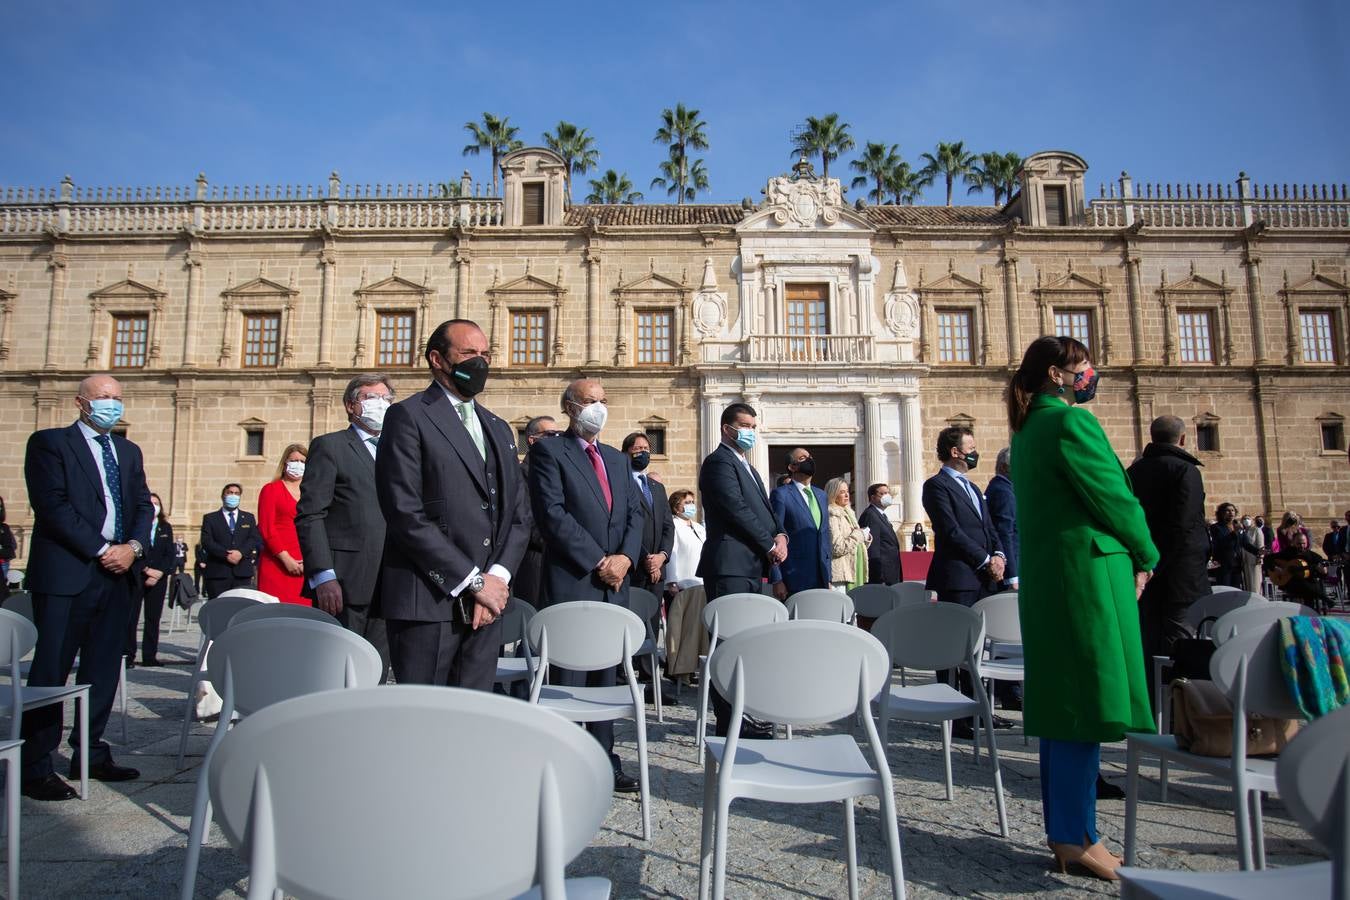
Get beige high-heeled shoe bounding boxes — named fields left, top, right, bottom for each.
left=1048, top=840, right=1121, bottom=881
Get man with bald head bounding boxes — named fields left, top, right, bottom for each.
left=21, top=374, right=153, bottom=799
left=375, top=320, right=529, bottom=690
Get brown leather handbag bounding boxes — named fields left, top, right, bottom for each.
left=1170, top=677, right=1300, bottom=757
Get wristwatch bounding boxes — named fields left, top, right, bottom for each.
left=127, top=539, right=145, bottom=559
left=467, top=572, right=486, bottom=594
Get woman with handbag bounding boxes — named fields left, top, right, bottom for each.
left=1008, top=335, right=1159, bottom=882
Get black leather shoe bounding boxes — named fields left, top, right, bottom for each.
left=75, top=761, right=139, bottom=782
left=141, top=658, right=163, bottom=667
left=643, top=684, right=678, bottom=706
left=21, top=774, right=78, bottom=802
left=124, top=658, right=136, bottom=670
left=991, top=714, right=1015, bottom=730
left=1096, top=775, right=1125, bottom=800
left=998, top=695, right=1024, bottom=711
left=613, top=772, right=640, bottom=794
left=739, top=718, right=775, bottom=740
left=952, top=720, right=976, bottom=740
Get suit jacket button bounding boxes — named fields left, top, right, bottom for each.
left=489, top=488, right=496, bottom=495
left=481, top=502, right=489, bottom=510
left=482, top=538, right=490, bottom=547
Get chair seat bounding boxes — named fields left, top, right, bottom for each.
left=877, top=682, right=978, bottom=723
left=536, top=685, right=637, bottom=723
left=636, top=638, right=657, bottom=657
left=704, top=733, right=882, bottom=804
left=513, top=876, right=612, bottom=900
left=1127, top=732, right=1279, bottom=790
left=0, top=682, right=89, bottom=714
left=1118, top=860, right=1330, bottom=899
left=495, top=657, right=530, bottom=683
left=979, top=660, right=1025, bottom=681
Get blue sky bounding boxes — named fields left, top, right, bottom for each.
left=1, top=0, right=1346, bottom=204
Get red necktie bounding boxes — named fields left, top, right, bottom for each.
left=585, top=442, right=613, bottom=511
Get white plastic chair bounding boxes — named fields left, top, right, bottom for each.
left=698, top=620, right=905, bottom=900
left=1211, top=584, right=1245, bottom=594
left=494, top=596, right=538, bottom=691
left=695, top=593, right=789, bottom=759
left=0, top=738, right=20, bottom=899
left=207, top=685, right=614, bottom=900
left=625, top=587, right=666, bottom=723
left=894, top=581, right=935, bottom=605
left=870, top=604, right=1009, bottom=836
left=1125, top=620, right=1305, bottom=871
left=226, top=603, right=338, bottom=628
left=787, top=588, right=855, bottom=623
left=1212, top=601, right=1315, bottom=645
left=527, top=601, right=652, bottom=840
left=176, top=594, right=265, bottom=767
left=180, top=617, right=382, bottom=900
left=969, top=591, right=1025, bottom=743
left=1119, top=703, right=1349, bottom=898
left=0, top=608, right=89, bottom=800
left=1152, top=590, right=1265, bottom=732
left=848, top=584, right=898, bottom=620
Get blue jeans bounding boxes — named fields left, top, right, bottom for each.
left=1039, top=738, right=1100, bottom=844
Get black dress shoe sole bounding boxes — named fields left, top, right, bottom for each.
left=76, top=765, right=140, bottom=783
left=613, top=776, right=641, bottom=794
left=21, top=776, right=78, bottom=802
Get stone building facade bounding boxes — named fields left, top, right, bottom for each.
left=2, top=148, right=1348, bottom=563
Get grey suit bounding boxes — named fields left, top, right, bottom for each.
left=295, top=425, right=390, bottom=673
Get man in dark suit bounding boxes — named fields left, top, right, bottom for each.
left=859, top=483, right=903, bottom=585
left=529, top=378, right=645, bottom=793
left=513, top=415, right=560, bottom=609
left=296, top=374, right=395, bottom=677
left=199, top=484, right=262, bottom=598
left=129, top=494, right=176, bottom=667
left=375, top=320, right=528, bottom=692
left=621, top=431, right=674, bottom=595
left=770, top=448, right=830, bottom=598
left=696, top=401, right=788, bottom=738
left=21, top=374, right=152, bottom=800
left=983, top=449, right=1020, bottom=591
left=922, top=425, right=1006, bottom=739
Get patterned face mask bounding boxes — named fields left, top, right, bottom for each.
left=1071, top=365, right=1099, bottom=404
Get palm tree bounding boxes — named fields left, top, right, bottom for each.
left=462, top=113, right=523, bottom=196
left=652, top=103, right=709, bottom=205
left=849, top=142, right=902, bottom=203
left=542, top=121, right=599, bottom=205
left=792, top=114, right=855, bottom=181
left=966, top=151, right=1023, bottom=206
left=651, top=146, right=709, bottom=203
left=919, top=140, right=979, bottom=206
left=885, top=161, right=929, bottom=205
left=586, top=170, right=643, bottom=204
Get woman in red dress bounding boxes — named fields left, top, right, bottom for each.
left=257, top=442, right=308, bottom=604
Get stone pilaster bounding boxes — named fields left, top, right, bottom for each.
left=899, top=391, right=924, bottom=532
left=44, top=248, right=68, bottom=369
left=585, top=249, right=602, bottom=365
left=863, top=393, right=884, bottom=488
left=317, top=246, right=337, bottom=368
left=1125, top=248, right=1146, bottom=364
left=181, top=251, right=203, bottom=368
left=1001, top=247, right=1021, bottom=362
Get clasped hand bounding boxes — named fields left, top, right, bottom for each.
left=595, top=554, right=632, bottom=591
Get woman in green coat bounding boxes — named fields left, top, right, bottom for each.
left=1008, top=336, right=1159, bottom=882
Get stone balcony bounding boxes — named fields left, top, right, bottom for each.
left=745, top=333, right=875, bottom=364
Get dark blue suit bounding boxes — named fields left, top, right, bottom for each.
left=22, top=423, right=152, bottom=779
left=770, top=482, right=831, bottom=594
left=921, top=468, right=1003, bottom=607
left=983, top=473, right=1019, bottom=587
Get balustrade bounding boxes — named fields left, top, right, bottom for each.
left=746, top=333, right=874, bottom=363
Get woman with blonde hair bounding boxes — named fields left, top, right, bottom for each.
left=825, top=477, right=869, bottom=591
left=257, top=442, right=308, bottom=604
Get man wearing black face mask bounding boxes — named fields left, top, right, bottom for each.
left=374, top=319, right=529, bottom=692
left=622, top=431, right=674, bottom=596
left=769, top=447, right=831, bottom=598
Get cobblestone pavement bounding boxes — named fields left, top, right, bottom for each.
left=14, top=626, right=1328, bottom=899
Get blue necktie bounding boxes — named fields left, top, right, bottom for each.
left=228, top=511, right=236, bottom=532
left=96, top=434, right=124, bottom=543
left=959, top=476, right=981, bottom=513
left=638, top=474, right=652, bottom=506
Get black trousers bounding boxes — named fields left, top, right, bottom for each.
left=337, top=602, right=390, bottom=683
left=22, top=571, right=131, bottom=780
left=126, top=576, right=169, bottom=663
left=203, top=573, right=253, bottom=599
left=386, top=615, right=500, bottom=691
left=706, top=574, right=767, bottom=737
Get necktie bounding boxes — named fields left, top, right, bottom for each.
left=804, top=485, right=821, bottom=528
left=151, top=521, right=157, bottom=547
left=96, top=434, right=124, bottom=542
left=228, top=510, right=236, bottom=532
left=585, top=443, right=613, bottom=511
left=959, top=476, right=981, bottom=513
left=458, top=402, right=485, bottom=460
left=367, top=436, right=379, bottom=455
left=638, top=473, right=652, bottom=506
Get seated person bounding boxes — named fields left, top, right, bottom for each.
left=1267, top=530, right=1329, bottom=612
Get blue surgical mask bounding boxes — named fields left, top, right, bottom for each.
left=223, top=495, right=241, bottom=510
left=682, top=503, right=697, bottom=519
left=85, top=398, right=123, bottom=430
left=734, top=427, right=756, bottom=451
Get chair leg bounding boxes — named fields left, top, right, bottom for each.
left=985, top=723, right=1010, bottom=839
left=1159, top=755, right=1169, bottom=802
left=119, top=656, right=128, bottom=744
left=843, top=797, right=859, bottom=900
left=712, top=795, right=732, bottom=900
left=77, top=693, right=89, bottom=801
left=698, top=755, right=717, bottom=900
left=1124, top=741, right=1140, bottom=865
left=177, top=651, right=207, bottom=768
left=695, top=661, right=710, bottom=763
left=1252, top=792, right=1267, bottom=870
left=6, top=747, right=18, bottom=900
left=180, top=772, right=214, bottom=900
left=876, top=779, right=907, bottom=900
left=635, top=710, right=651, bottom=842
left=652, top=653, right=664, bottom=725
left=940, top=720, right=954, bottom=801
left=1235, top=786, right=1254, bottom=871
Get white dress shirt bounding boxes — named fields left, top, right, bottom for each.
left=77, top=419, right=118, bottom=551
left=435, top=382, right=510, bottom=596
left=667, top=516, right=706, bottom=590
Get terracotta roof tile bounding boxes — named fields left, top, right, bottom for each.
left=864, top=206, right=1011, bottom=227
left=563, top=205, right=743, bottom=226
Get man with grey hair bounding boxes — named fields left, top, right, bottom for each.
left=295, top=373, right=395, bottom=675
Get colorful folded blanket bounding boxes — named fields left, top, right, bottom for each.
left=1279, top=615, right=1350, bottom=719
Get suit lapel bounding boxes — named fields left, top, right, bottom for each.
left=602, top=444, right=625, bottom=521
left=562, top=437, right=610, bottom=514
left=65, top=424, right=105, bottom=501
left=345, top=427, right=376, bottom=473
left=419, top=385, right=487, bottom=495
left=723, top=444, right=770, bottom=514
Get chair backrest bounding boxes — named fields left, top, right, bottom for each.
left=213, top=587, right=278, bottom=603
left=893, top=581, right=933, bottom=605
left=1211, top=584, right=1245, bottom=594
left=497, top=596, right=538, bottom=649
left=786, top=588, right=854, bottom=623
left=0, top=608, right=37, bottom=669
left=206, top=618, right=383, bottom=716
left=702, top=593, right=788, bottom=640
left=526, top=601, right=645, bottom=672
left=1209, top=621, right=1304, bottom=720
left=1, top=592, right=33, bottom=622
left=197, top=596, right=265, bottom=641
left=871, top=603, right=985, bottom=672
left=208, top=685, right=613, bottom=900
left=1185, top=591, right=1263, bottom=632
left=1276, top=704, right=1350, bottom=867
left=848, top=584, right=897, bottom=619
left=1212, top=600, right=1312, bottom=645
left=624, top=587, right=662, bottom=633
left=228, top=603, right=338, bottom=629
left=711, top=620, right=889, bottom=726
left=971, top=591, right=1021, bottom=644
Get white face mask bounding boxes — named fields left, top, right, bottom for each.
left=571, top=401, right=608, bottom=436
left=285, top=461, right=306, bottom=479
left=879, top=495, right=893, bottom=507
left=682, top=503, right=697, bottom=519
left=357, top=396, right=390, bottom=433
left=151, top=504, right=161, bottom=518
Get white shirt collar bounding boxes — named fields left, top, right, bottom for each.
left=350, top=421, right=378, bottom=442
left=77, top=420, right=106, bottom=441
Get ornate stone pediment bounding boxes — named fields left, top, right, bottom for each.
left=739, top=175, right=872, bottom=232
left=917, top=267, right=985, bottom=294
left=489, top=272, right=565, bottom=296
left=1160, top=271, right=1229, bottom=295
left=90, top=278, right=164, bottom=302
left=356, top=274, right=430, bottom=297
left=615, top=270, right=688, bottom=295
left=223, top=276, right=297, bottom=298
left=1037, top=268, right=1109, bottom=293
left=1283, top=271, right=1349, bottom=295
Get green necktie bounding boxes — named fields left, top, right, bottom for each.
left=804, top=485, right=821, bottom=528
left=458, top=402, right=485, bottom=460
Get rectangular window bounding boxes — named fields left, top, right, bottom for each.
left=1195, top=423, right=1219, bottom=452
left=635, top=310, right=674, bottom=366
left=785, top=283, right=829, bottom=360
left=377, top=312, right=415, bottom=366
left=1300, top=310, right=1338, bottom=363
left=644, top=426, right=667, bottom=456
left=1044, top=185, right=1068, bottom=226
left=242, top=313, right=281, bottom=368
left=936, top=309, right=974, bottom=363
left=111, top=314, right=149, bottom=369
left=1176, top=310, right=1214, bottom=363
left=511, top=311, right=548, bottom=366
left=244, top=428, right=265, bottom=458
left=1322, top=422, right=1345, bottom=452
left=1053, top=309, right=1093, bottom=355
left=522, top=183, right=545, bottom=225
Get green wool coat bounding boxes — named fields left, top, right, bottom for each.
left=1011, top=393, right=1160, bottom=743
